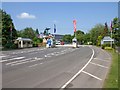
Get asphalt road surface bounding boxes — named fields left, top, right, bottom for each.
left=1, top=45, right=112, bottom=88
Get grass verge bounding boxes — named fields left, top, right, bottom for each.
left=103, top=49, right=119, bottom=88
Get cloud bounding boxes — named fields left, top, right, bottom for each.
left=53, top=20, right=59, bottom=23
left=17, top=12, right=36, bottom=19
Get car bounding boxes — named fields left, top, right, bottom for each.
left=61, top=41, right=64, bottom=45
left=56, top=41, right=61, bottom=45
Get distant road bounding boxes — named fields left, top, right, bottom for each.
left=2, top=46, right=112, bottom=88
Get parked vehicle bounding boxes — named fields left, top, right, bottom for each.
left=56, top=41, right=61, bottom=45
left=61, top=41, right=64, bottom=45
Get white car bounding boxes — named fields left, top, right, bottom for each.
left=56, top=41, right=61, bottom=45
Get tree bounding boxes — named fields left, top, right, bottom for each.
left=103, top=22, right=109, bottom=36
left=20, top=27, right=36, bottom=40
left=62, top=34, right=73, bottom=43
left=35, top=29, right=39, bottom=35
left=112, top=17, right=120, bottom=46
left=1, top=9, right=17, bottom=49
left=76, top=30, right=85, bottom=44
left=83, top=33, right=91, bottom=45
left=97, top=35, right=103, bottom=46
left=89, top=24, right=105, bottom=45
left=35, top=29, right=39, bottom=37
left=33, top=37, right=43, bottom=47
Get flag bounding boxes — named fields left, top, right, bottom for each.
left=73, top=20, right=76, bottom=32
left=54, top=24, right=56, bottom=33
left=110, top=21, right=113, bottom=32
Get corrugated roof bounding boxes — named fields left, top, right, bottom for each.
left=16, top=37, right=32, bottom=41
left=102, top=36, right=114, bottom=41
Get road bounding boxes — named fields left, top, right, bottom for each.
left=1, top=45, right=112, bottom=88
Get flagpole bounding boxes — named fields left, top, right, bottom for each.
left=110, top=21, right=112, bottom=48
left=10, top=24, right=12, bottom=43
left=54, top=24, right=56, bottom=41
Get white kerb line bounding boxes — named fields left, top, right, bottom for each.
left=60, top=47, right=95, bottom=89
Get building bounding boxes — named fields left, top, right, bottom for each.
left=15, top=37, right=33, bottom=48
left=101, top=36, right=114, bottom=45
left=53, top=34, right=64, bottom=41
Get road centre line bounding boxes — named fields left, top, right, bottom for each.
left=90, top=62, right=108, bottom=69
left=61, top=47, right=95, bottom=89
left=0, top=57, right=25, bottom=63
left=82, top=71, right=102, bottom=81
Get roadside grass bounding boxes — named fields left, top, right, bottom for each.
left=103, top=49, right=119, bottom=88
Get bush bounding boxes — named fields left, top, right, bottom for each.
left=101, top=43, right=115, bottom=49
left=101, top=44, right=106, bottom=49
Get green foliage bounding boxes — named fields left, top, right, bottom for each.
left=83, top=33, right=90, bottom=44
left=1, top=9, right=18, bottom=49
left=33, top=37, right=43, bottom=47
left=112, top=17, right=120, bottom=46
left=62, top=34, right=73, bottom=43
left=76, top=30, right=85, bottom=44
left=101, top=43, right=115, bottom=49
left=18, top=27, right=36, bottom=40
left=97, top=35, right=103, bottom=46
left=35, top=29, right=39, bottom=35
left=89, top=24, right=105, bottom=45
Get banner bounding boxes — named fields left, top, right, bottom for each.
left=73, top=20, right=76, bottom=32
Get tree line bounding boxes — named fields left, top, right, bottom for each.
left=62, top=18, right=120, bottom=47
left=0, top=9, right=120, bottom=49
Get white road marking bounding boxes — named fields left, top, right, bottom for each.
left=10, top=58, right=43, bottom=66
left=0, top=55, right=7, bottom=58
left=44, top=55, right=47, bottom=57
left=11, top=60, right=30, bottom=66
left=90, top=62, right=108, bottom=69
left=29, top=64, right=38, bottom=67
left=82, top=71, right=102, bottom=81
left=6, top=58, right=32, bottom=65
left=0, top=57, right=25, bottom=63
left=94, top=58, right=110, bottom=62
left=44, top=55, right=51, bottom=57
left=29, top=63, right=43, bottom=68
left=61, top=47, right=95, bottom=89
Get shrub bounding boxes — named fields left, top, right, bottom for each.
left=101, top=43, right=115, bottom=49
